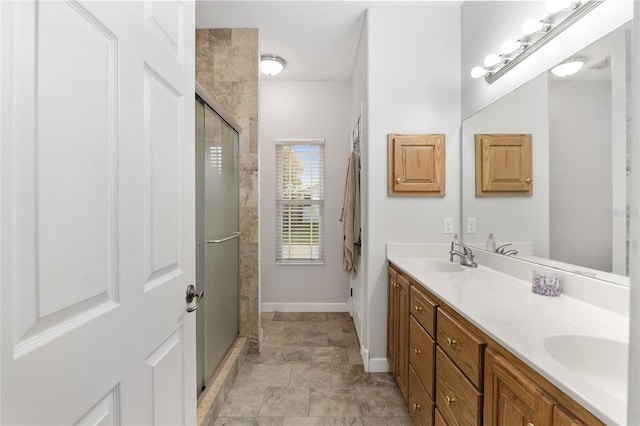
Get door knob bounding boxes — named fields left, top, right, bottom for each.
left=186, top=284, right=204, bottom=313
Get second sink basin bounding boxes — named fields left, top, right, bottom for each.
left=544, top=334, right=628, bottom=390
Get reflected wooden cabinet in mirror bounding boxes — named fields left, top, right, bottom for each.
left=475, top=134, right=532, bottom=197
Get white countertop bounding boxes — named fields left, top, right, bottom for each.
left=387, top=253, right=629, bottom=425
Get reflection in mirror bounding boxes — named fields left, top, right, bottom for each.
left=462, top=22, right=631, bottom=286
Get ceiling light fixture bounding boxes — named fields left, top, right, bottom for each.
left=551, top=59, right=584, bottom=77
left=260, top=54, right=286, bottom=76
left=470, top=0, right=603, bottom=84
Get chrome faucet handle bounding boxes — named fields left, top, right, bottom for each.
left=495, top=243, right=513, bottom=254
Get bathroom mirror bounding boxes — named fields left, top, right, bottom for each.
left=462, top=21, right=631, bottom=286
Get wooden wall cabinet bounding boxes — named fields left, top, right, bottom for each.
left=388, top=133, right=445, bottom=197
left=475, top=134, right=532, bottom=197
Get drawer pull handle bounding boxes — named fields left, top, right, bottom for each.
left=527, top=424, right=534, bottom=426
left=413, top=348, right=422, bottom=355
left=393, top=282, right=398, bottom=288
left=446, top=337, right=457, bottom=347
left=414, top=305, right=423, bottom=312
left=413, top=403, right=421, bottom=410
left=445, top=395, right=456, bottom=406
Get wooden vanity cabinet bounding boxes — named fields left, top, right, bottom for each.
left=388, top=265, right=410, bottom=400
left=387, top=262, right=604, bottom=426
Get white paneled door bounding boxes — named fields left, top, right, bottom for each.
left=1, top=1, right=196, bottom=424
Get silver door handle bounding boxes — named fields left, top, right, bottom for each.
left=205, top=231, right=241, bottom=244
left=186, top=284, right=204, bottom=313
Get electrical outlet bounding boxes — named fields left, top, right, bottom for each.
left=443, top=218, right=453, bottom=234
left=467, top=217, right=477, bottom=234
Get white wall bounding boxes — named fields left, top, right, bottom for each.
left=461, top=0, right=633, bottom=119
left=549, top=79, right=612, bottom=271
left=363, top=3, right=461, bottom=371
left=260, top=81, right=351, bottom=311
left=462, top=74, right=549, bottom=257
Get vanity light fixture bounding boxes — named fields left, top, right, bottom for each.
left=260, top=54, right=287, bottom=76
left=551, top=59, right=585, bottom=76
left=470, top=66, right=488, bottom=79
left=484, top=53, right=503, bottom=67
left=547, top=0, right=580, bottom=14
left=470, top=0, right=603, bottom=84
left=521, top=18, right=551, bottom=36
left=501, top=39, right=528, bottom=55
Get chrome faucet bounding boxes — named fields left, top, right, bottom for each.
left=449, top=242, right=478, bottom=268
left=495, top=243, right=519, bottom=256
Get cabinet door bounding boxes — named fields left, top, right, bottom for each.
left=396, top=273, right=411, bottom=400
left=484, top=350, right=553, bottom=426
left=475, top=134, right=532, bottom=197
left=388, top=133, right=445, bottom=196
left=388, top=266, right=398, bottom=374
left=553, top=406, right=585, bottom=426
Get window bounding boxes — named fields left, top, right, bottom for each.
left=275, top=139, right=325, bottom=263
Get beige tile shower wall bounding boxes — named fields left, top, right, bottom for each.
left=196, top=28, right=260, bottom=353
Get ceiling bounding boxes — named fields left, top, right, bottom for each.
left=196, top=1, right=461, bottom=81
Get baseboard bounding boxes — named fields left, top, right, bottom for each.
left=367, top=356, right=391, bottom=373
left=361, top=346, right=369, bottom=371
left=261, top=302, right=349, bottom=312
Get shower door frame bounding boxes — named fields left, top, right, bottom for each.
left=195, top=83, right=242, bottom=394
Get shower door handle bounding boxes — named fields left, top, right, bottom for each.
left=186, top=284, right=204, bottom=313
left=206, top=232, right=241, bottom=244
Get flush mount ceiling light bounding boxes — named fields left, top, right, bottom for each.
left=551, top=59, right=585, bottom=77
left=470, top=0, right=602, bottom=84
left=260, top=54, right=286, bottom=76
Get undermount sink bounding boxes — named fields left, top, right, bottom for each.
left=544, top=334, right=628, bottom=387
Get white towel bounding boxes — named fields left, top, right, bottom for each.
left=341, top=150, right=360, bottom=274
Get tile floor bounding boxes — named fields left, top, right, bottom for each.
left=214, top=312, right=413, bottom=426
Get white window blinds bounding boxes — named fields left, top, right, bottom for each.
left=275, top=140, right=325, bottom=263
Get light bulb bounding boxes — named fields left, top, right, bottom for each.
left=501, top=40, right=522, bottom=55
left=470, top=66, right=487, bottom=79
left=522, top=19, right=549, bottom=35
left=551, top=60, right=584, bottom=77
left=484, top=53, right=501, bottom=67
left=547, top=0, right=579, bottom=14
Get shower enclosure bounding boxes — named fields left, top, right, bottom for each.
left=195, top=85, right=240, bottom=394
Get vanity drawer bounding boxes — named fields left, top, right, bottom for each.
left=409, top=364, right=435, bottom=426
left=437, top=308, right=485, bottom=388
left=411, top=285, right=438, bottom=337
left=434, top=408, right=448, bottom=426
left=436, top=347, right=482, bottom=426
left=410, top=315, right=435, bottom=399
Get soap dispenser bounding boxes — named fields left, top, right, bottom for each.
left=487, top=233, right=496, bottom=252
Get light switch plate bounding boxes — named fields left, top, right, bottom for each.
left=467, top=217, right=477, bottom=234
left=443, top=218, right=453, bottom=234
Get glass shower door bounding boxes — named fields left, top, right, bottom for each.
left=195, top=98, right=240, bottom=393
